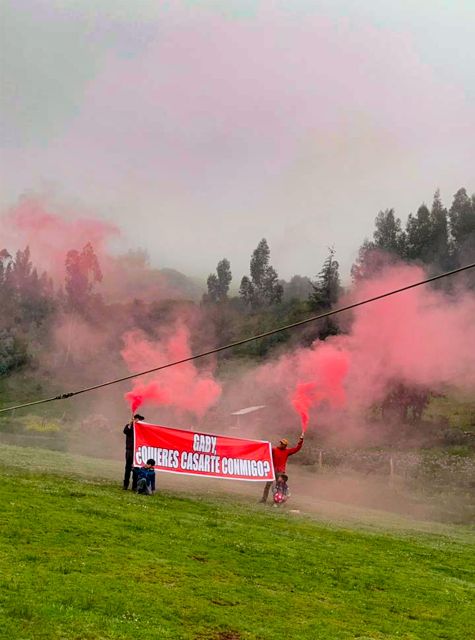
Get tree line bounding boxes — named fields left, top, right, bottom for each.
left=205, top=186, right=475, bottom=308
left=0, top=243, right=104, bottom=375
left=352, top=188, right=475, bottom=280
left=201, top=186, right=474, bottom=351
left=0, top=186, right=474, bottom=379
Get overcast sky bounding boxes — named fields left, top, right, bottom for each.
left=1, top=0, right=474, bottom=282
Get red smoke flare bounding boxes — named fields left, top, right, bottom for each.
left=292, top=382, right=320, bottom=432
left=125, top=382, right=171, bottom=414
left=290, top=347, right=349, bottom=431
left=255, top=263, right=475, bottom=442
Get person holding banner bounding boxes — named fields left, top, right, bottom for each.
left=260, top=433, right=304, bottom=503
left=123, top=413, right=144, bottom=490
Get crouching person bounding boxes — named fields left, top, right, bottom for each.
left=136, top=459, right=156, bottom=495
left=272, top=473, right=290, bottom=506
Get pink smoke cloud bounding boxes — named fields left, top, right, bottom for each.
left=291, top=346, right=350, bottom=431
left=3, top=3, right=473, bottom=282
left=0, top=197, right=119, bottom=281
left=257, top=264, right=475, bottom=432
left=0, top=196, right=203, bottom=302
left=121, top=323, right=221, bottom=419
left=47, top=2, right=473, bottom=192
left=342, top=265, right=475, bottom=403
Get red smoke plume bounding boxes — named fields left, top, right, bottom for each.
left=125, top=382, right=170, bottom=414
left=1, top=196, right=202, bottom=302
left=258, top=263, right=475, bottom=434
left=256, top=342, right=349, bottom=432
left=121, top=323, right=221, bottom=418
left=292, top=383, right=320, bottom=432
left=1, top=197, right=119, bottom=281
left=290, top=346, right=350, bottom=431
left=342, top=264, right=475, bottom=405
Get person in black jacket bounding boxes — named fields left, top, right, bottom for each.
left=123, top=413, right=144, bottom=490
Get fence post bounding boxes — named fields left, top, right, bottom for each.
left=389, top=455, right=394, bottom=486
left=318, top=450, right=323, bottom=470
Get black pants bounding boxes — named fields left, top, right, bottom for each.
left=123, top=451, right=138, bottom=490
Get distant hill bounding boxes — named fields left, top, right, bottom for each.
left=159, top=268, right=205, bottom=301
left=102, top=251, right=205, bottom=303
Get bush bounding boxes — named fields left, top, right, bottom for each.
left=0, top=331, right=28, bottom=375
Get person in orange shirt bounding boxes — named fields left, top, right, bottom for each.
left=260, top=433, right=304, bottom=503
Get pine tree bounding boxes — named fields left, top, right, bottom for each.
left=308, top=248, right=341, bottom=339
left=373, top=208, right=406, bottom=257
left=351, top=208, right=407, bottom=282
left=406, top=204, right=432, bottom=262
left=429, top=189, right=450, bottom=267
left=240, top=239, right=283, bottom=308
left=239, top=275, right=255, bottom=307
left=249, top=239, right=270, bottom=291
left=449, top=188, right=475, bottom=264
left=309, top=248, right=341, bottom=311
left=262, top=265, right=283, bottom=305
left=0, top=249, right=14, bottom=330
left=204, top=259, right=232, bottom=304
left=9, top=247, right=55, bottom=327
left=0, top=249, right=13, bottom=289
left=65, top=242, right=103, bottom=313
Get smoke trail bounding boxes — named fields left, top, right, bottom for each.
left=251, top=263, right=475, bottom=437
left=121, top=323, right=221, bottom=418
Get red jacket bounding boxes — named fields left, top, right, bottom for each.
left=272, top=439, right=303, bottom=474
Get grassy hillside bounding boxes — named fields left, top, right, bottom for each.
left=0, top=445, right=474, bottom=640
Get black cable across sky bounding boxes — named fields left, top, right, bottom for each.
left=0, top=261, right=474, bottom=414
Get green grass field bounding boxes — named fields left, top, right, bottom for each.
left=0, top=445, right=473, bottom=640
